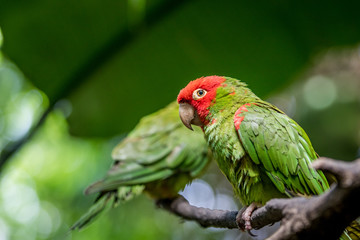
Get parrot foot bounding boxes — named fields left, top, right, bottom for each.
left=236, top=202, right=262, bottom=233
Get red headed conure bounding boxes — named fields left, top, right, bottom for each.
left=177, top=76, right=360, bottom=239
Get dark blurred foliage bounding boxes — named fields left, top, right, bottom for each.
left=0, top=0, right=359, bottom=239
left=1, top=0, right=360, bottom=137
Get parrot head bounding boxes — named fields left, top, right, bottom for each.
left=177, top=75, right=253, bottom=130
left=177, top=76, right=228, bottom=130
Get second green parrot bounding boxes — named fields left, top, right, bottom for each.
left=71, top=101, right=211, bottom=230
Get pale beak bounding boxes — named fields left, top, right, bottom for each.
left=179, top=102, right=202, bottom=131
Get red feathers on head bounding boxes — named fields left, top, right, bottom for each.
left=177, top=76, right=226, bottom=124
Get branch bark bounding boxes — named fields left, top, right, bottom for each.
left=158, top=157, right=360, bottom=240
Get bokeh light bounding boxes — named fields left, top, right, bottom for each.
left=303, top=75, right=337, bottom=110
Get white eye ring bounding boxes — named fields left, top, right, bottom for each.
left=192, top=88, right=207, bottom=100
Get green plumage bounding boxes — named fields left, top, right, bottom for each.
left=71, top=101, right=211, bottom=230
left=197, top=77, right=359, bottom=239
left=203, top=77, right=328, bottom=205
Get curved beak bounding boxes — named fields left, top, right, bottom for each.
left=179, top=102, right=202, bottom=131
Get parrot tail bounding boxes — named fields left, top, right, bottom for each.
left=71, top=185, right=145, bottom=231
left=342, top=220, right=360, bottom=240
left=70, top=191, right=116, bottom=231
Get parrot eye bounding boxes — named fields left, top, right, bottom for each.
left=192, top=89, right=207, bottom=100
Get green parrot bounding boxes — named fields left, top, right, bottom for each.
left=71, top=101, right=211, bottom=230
left=177, top=76, right=360, bottom=239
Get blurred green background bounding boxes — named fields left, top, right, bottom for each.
left=0, top=0, right=359, bottom=239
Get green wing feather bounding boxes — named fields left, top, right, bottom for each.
left=236, top=103, right=329, bottom=197
left=86, top=101, right=209, bottom=195
left=72, top=101, right=210, bottom=230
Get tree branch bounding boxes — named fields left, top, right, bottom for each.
left=157, top=197, right=238, bottom=229
left=158, top=157, right=360, bottom=240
